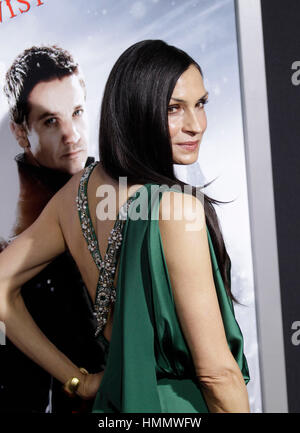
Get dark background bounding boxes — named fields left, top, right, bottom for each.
left=260, top=0, right=300, bottom=413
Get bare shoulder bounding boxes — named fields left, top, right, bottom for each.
left=159, top=189, right=205, bottom=234
left=54, top=168, right=85, bottom=211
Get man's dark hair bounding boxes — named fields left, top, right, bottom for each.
left=4, top=45, right=85, bottom=125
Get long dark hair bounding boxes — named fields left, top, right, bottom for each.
left=99, top=40, right=236, bottom=301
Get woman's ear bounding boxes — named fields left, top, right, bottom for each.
left=10, top=122, right=30, bottom=149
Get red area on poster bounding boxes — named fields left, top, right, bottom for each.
left=0, top=0, right=44, bottom=23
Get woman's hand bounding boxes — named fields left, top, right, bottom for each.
left=77, top=371, right=104, bottom=400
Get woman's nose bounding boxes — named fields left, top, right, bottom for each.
left=182, top=110, right=204, bottom=135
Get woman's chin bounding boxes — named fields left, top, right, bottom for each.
left=172, top=153, right=199, bottom=165
left=172, top=145, right=200, bottom=165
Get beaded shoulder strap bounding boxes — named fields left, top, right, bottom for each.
left=76, top=162, right=136, bottom=337
left=76, top=162, right=103, bottom=269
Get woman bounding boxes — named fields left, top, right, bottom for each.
left=0, top=40, right=250, bottom=413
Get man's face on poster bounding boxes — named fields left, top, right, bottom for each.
left=24, top=74, right=89, bottom=175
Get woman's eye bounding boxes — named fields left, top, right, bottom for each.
left=73, top=109, right=83, bottom=117
left=168, top=105, right=179, bottom=114
left=197, top=99, right=209, bottom=109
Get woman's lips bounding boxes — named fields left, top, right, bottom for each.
left=175, top=141, right=199, bottom=151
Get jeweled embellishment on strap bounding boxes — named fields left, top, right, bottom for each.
left=76, top=162, right=135, bottom=337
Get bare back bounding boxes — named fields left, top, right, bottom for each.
left=57, top=162, right=142, bottom=341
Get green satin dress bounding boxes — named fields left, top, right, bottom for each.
left=77, top=163, right=250, bottom=413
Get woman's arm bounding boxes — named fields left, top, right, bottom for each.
left=0, top=190, right=102, bottom=399
left=159, top=191, right=250, bottom=413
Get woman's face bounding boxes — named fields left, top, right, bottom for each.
left=168, top=65, right=208, bottom=165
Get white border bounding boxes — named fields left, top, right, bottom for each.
left=234, top=0, right=288, bottom=412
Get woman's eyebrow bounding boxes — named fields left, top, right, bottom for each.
left=170, top=91, right=209, bottom=103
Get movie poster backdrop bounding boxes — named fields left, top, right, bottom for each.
left=0, top=0, right=261, bottom=412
